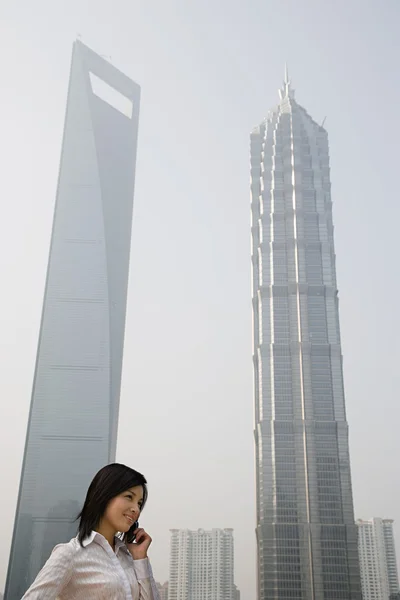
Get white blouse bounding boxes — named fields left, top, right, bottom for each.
left=21, top=531, right=160, bottom=600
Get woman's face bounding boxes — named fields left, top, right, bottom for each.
left=103, top=485, right=144, bottom=533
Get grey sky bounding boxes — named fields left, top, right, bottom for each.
left=0, top=0, right=399, bottom=597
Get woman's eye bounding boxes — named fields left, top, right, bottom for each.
left=126, top=494, right=133, bottom=500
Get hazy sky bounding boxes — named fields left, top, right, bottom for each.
left=1, top=0, right=400, bottom=597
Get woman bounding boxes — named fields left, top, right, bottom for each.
left=22, top=463, right=160, bottom=600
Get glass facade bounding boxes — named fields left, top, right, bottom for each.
left=251, top=75, right=361, bottom=599
left=5, top=41, right=140, bottom=599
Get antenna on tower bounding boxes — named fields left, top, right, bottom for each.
left=321, top=116, right=327, bottom=128
left=284, top=63, right=289, bottom=85
left=279, top=64, right=294, bottom=101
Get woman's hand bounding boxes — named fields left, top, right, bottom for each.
left=127, top=528, right=152, bottom=560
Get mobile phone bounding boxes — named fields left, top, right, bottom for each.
left=127, top=520, right=139, bottom=544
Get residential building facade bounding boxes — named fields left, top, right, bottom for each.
left=357, top=518, right=400, bottom=600
left=169, top=529, right=235, bottom=600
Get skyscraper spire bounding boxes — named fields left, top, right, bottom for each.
left=279, top=63, right=295, bottom=100
left=284, top=62, right=289, bottom=85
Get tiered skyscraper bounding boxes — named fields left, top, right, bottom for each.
left=357, top=518, right=400, bottom=600
left=250, top=69, right=361, bottom=599
left=5, top=40, right=140, bottom=599
left=168, top=529, right=235, bottom=600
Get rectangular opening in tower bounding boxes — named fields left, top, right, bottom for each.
left=89, top=72, right=133, bottom=118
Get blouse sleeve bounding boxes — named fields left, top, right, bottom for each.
left=21, top=543, right=74, bottom=599
left=132, top=558, right=160, bottom=600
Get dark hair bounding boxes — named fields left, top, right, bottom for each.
left=77, top=463, right=148, bottom=546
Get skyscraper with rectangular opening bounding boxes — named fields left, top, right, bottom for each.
left=5, top=40, right=140, bottom=599
left=250, top=71, right=361, bottom=599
